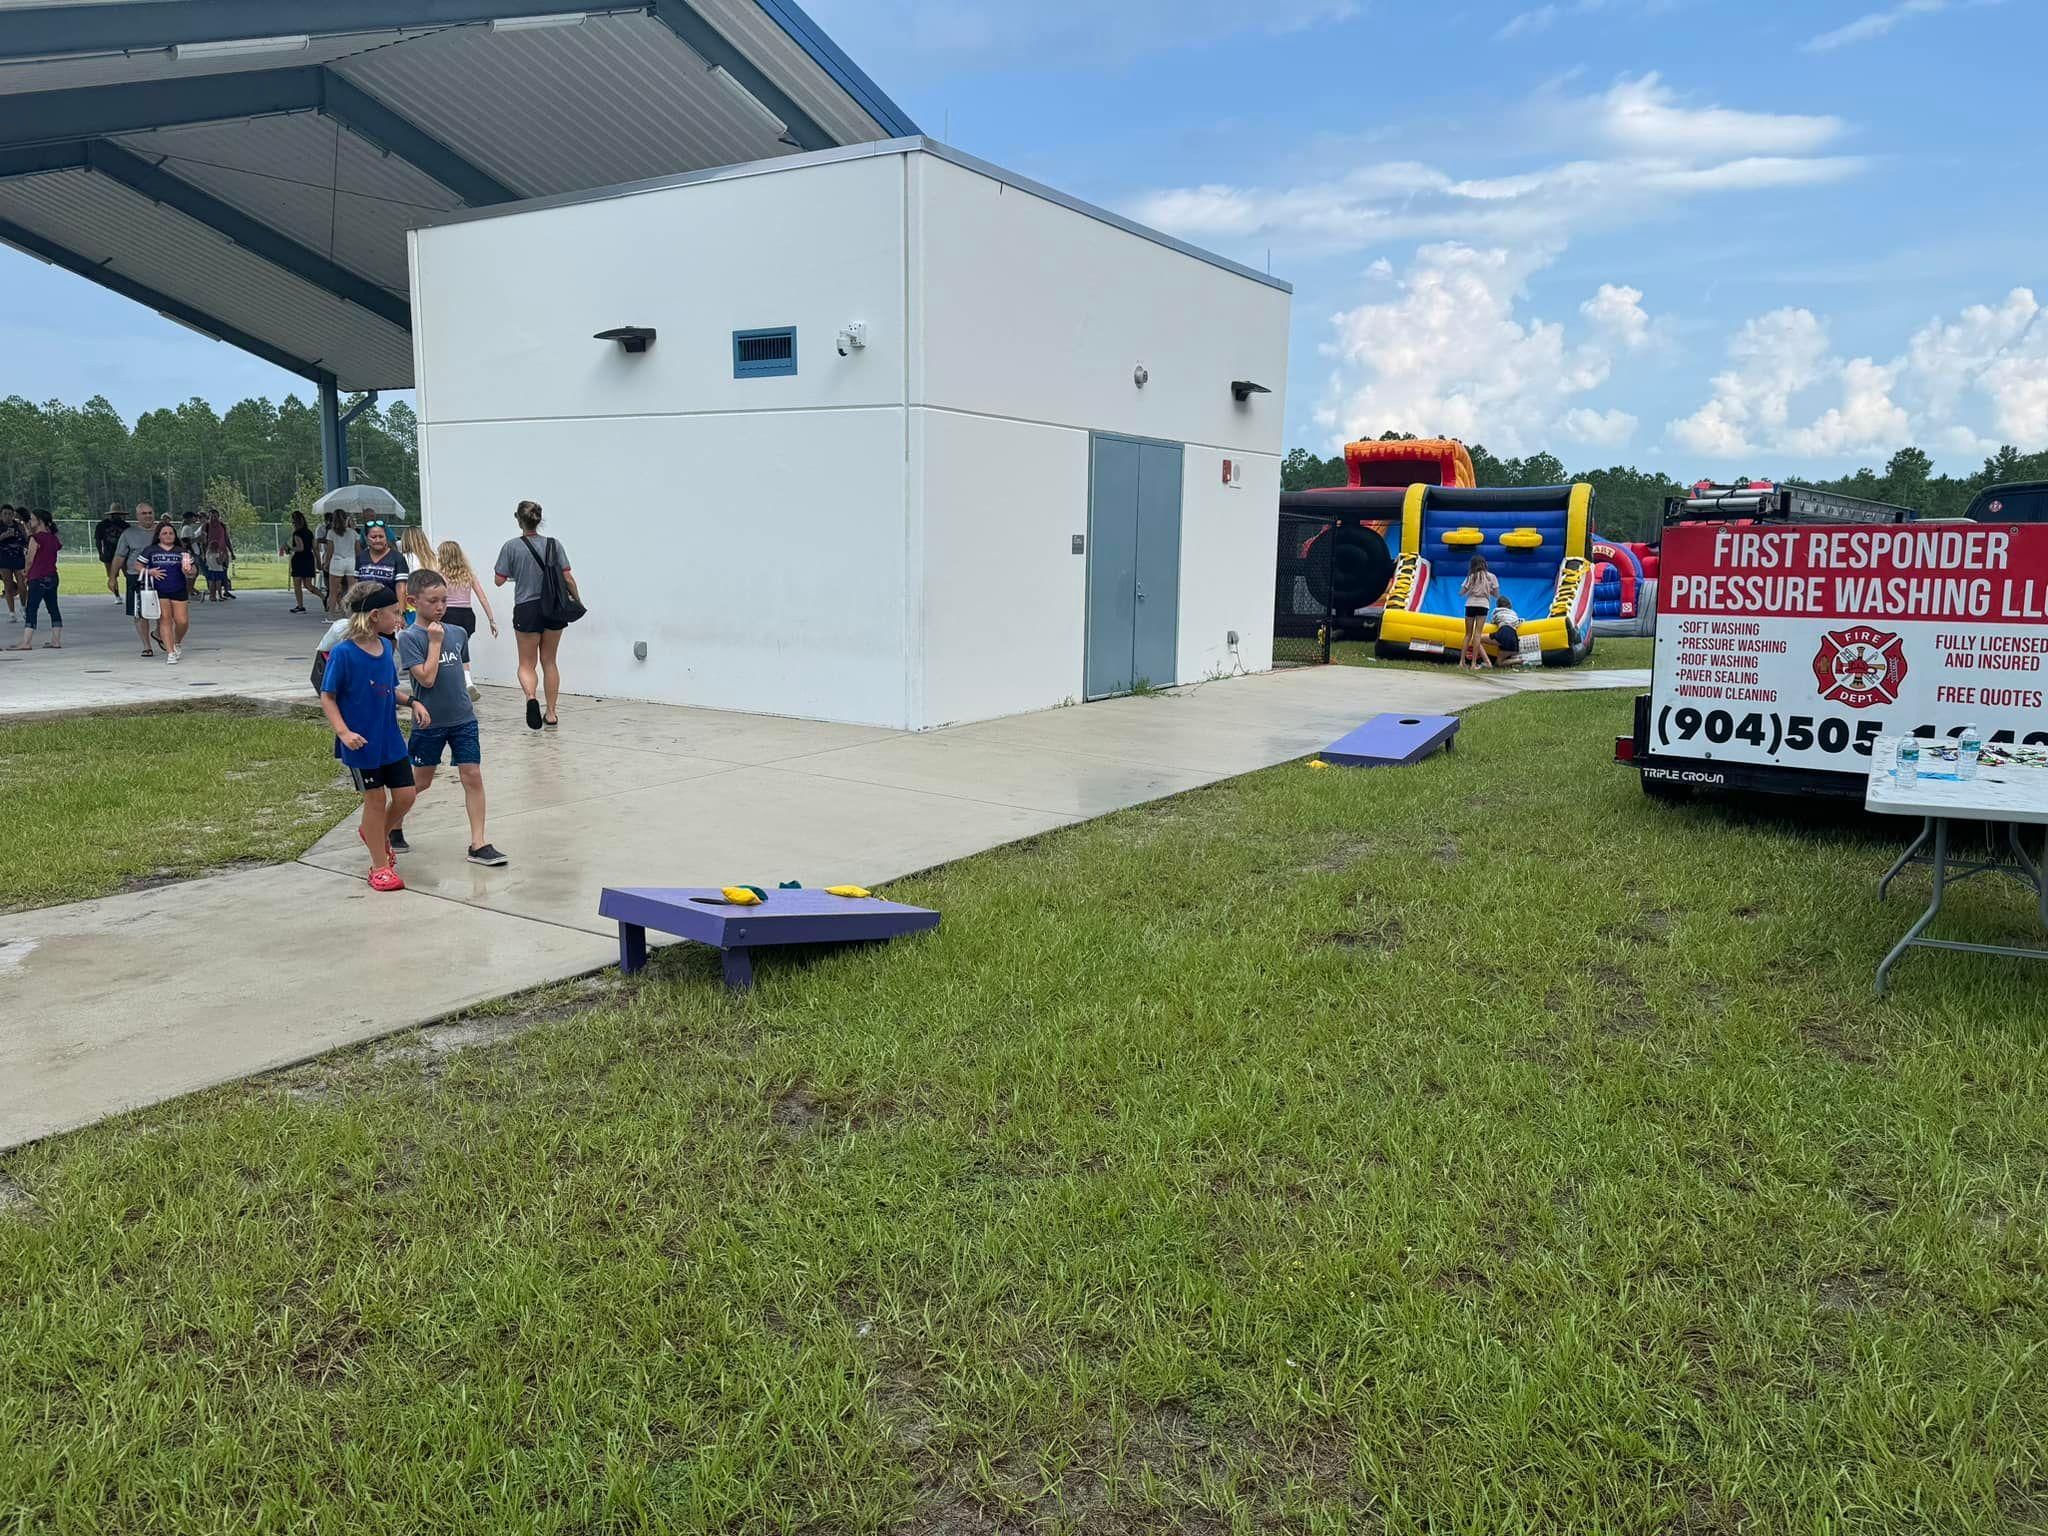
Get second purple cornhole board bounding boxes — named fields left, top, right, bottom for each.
left=598, top=886, right=941, bottom=990
left=1323, top=712, right=1460, bottom=768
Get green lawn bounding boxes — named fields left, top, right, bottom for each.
left=56, top=560, right=295, bottom=595
left=4, top=690, right=2045, bottom=1532
left=1336, top=634, right=1655, bottom=673
left=0, top=705, right=354, bottom=910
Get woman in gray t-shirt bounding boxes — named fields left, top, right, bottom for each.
left=494, top=499, right=581, bottom=731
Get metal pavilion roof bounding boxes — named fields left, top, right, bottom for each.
left=0, top=1, right=919, bottom=392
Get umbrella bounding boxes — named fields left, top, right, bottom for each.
left=312, top=484, right=410, bottom=525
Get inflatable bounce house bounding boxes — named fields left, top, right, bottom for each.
left=1589, top=538, right=1659, bottom=637
left=1278, top=439, right=1475, bottom=637
left=1376, top=483, right=1597, bottom=665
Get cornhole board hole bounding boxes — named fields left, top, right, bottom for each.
left=598, top=887, right=941, bottom=990
left=1322, top=712, right=1459, bottom=769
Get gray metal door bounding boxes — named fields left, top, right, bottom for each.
left=1132, top=440, right=1183, bottom=688
left=1085, top=436, right=1140, bottom=701
left=1086, top=435, right=1183, bottom=700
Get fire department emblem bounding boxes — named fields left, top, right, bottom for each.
left=1812, top=626, right=1909, bottom=709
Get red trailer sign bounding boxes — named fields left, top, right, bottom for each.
left=1650, top=521, right=2048, bottom=774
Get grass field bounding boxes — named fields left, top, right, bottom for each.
left=55, top=560, right=296, bottom=596
left=3, top=690, right=2045, bottom=1532
left=0, top=705, right=354, bottom=910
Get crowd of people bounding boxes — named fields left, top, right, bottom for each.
left=4, top=492, right=585, bottom=891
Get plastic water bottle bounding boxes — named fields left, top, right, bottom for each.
left=1958, top=724, right=1982, bottom=781
left=1897, top=737, right=1920, bottom=785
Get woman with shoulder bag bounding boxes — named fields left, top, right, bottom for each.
left=493, top=500, right=583, bottom=731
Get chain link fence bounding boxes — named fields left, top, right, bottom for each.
left=54, top=519, right=293, bottom=566
left=1274, top=511, right=1338, bottom=667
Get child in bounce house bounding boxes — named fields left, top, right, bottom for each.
left=1459, top=555, right=1499, bottom=670
left=1490, top=599, right=1522, bottom=664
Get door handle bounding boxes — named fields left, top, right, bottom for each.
left=1136, top=583, right=1147, bottom=601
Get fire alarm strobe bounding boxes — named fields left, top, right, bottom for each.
left=595, top=326, right=658, bottom=354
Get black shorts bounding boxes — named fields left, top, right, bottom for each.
left=347, top=758, right=417, bottom=792
left=290, top=554, right=316, bottom=578
left=1465, top=604, right=1489, bottom=619
left=512, top=600, right=562, bottom=635
left=1492, top=626, right=1520, bottom=652
left=445, top=607, right=478, bottom=636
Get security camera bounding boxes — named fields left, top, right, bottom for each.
left=836, top=322, right=868, bottom=358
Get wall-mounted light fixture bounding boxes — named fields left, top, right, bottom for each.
left=1230, top=380, right=1271, bottom=404
left=595, top=326, right=657, bottom=354
left=488, top=12, right=588, bottom=32
left=172, top=33, right=309, bottom=61
left=709, top=64, right=791, bottom=141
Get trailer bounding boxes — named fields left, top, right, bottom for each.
left=1617, top=482, right=1921, bottom=801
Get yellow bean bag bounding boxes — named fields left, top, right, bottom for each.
left=1442, top=527, right=1484, bottom=547
left=1500, top=527, right=1545, bottom=550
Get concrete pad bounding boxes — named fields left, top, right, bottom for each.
left=328, top=765, right=1079, bottom=936
left=0, top=588, right=329, bottom=716
left=792, top=732, right=1222, bottom=818
left=3, top=654, right=1635, bottom=1151
left=305, top=731, right=739, bottom=851
left=0, top=863, right=612, bottom=1149
left=537, top=700, right=898, bottom=766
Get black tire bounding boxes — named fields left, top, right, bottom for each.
left=1303, top=523, right=1395, bottom=619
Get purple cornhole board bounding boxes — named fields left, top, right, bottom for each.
left=598, top=886, right=941, bottom=990
left=1323, top=712, right=1459, bottom=769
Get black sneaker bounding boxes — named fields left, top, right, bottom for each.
left=388, top=828, right=411, bottom=853
left=466, top=843, right=509, bottom=867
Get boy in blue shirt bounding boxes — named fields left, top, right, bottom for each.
left=386, top=569, right=508, bottom=867
left=320, top=583, right=430, bottom=891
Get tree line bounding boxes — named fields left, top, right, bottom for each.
left=0, top=392, right=420, bottom=528
left=1283, top=435, right=2048, bottom=543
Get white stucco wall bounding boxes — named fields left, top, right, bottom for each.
left=410, top=142, right=1291, bottom=730
left=911, top=151, right=1288, bottom=721
left=412, top=152, right=913, bottom=725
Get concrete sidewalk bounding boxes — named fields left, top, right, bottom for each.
left=0, top=584, right=328, bottom=716
left=2, top=661, right=1648, bottom=1149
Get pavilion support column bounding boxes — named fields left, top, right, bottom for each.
left=318, top=373, right=347, bottom=491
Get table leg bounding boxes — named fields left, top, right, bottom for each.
left=2008, top=824, right=2048, bottom=926
left=721, top=947, right=755, bottom=991
left=1878, top=818, right=1932, bottom=900
left=1877, top=818, right=1949, bottom=996
left=617, top=922, right=648, bottom=975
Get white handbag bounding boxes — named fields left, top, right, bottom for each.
left=138, top=584, right=161, bottom=620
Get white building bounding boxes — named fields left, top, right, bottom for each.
left=411, top=138, right=1291, bottom=730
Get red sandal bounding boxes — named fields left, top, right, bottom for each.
left=367, top=866, right=406, bottom=892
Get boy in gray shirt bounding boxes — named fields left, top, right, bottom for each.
left=386, top=569, right=507, bottom=866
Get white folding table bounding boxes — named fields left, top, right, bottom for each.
left=1865, top=739, right=2048, bottom=994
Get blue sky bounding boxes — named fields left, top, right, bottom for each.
left=4, top=0, right=2041, bottom=478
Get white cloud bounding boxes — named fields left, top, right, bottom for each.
left=1598, top=73, right=1843, bottom=158
left=1562, top=407, right=1641, bottom=448
left=1129, top=75, right=1862, bottom=259
left=1668, top=288, right=2048, bottom=463
left=1805, top=0, right=1950, bottom=52
left=1311, top=244, right=1647, bottom=456
left=1496, top=4, right=1563, bottom=39
left=1580, top=283, right=1652, bottom=349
